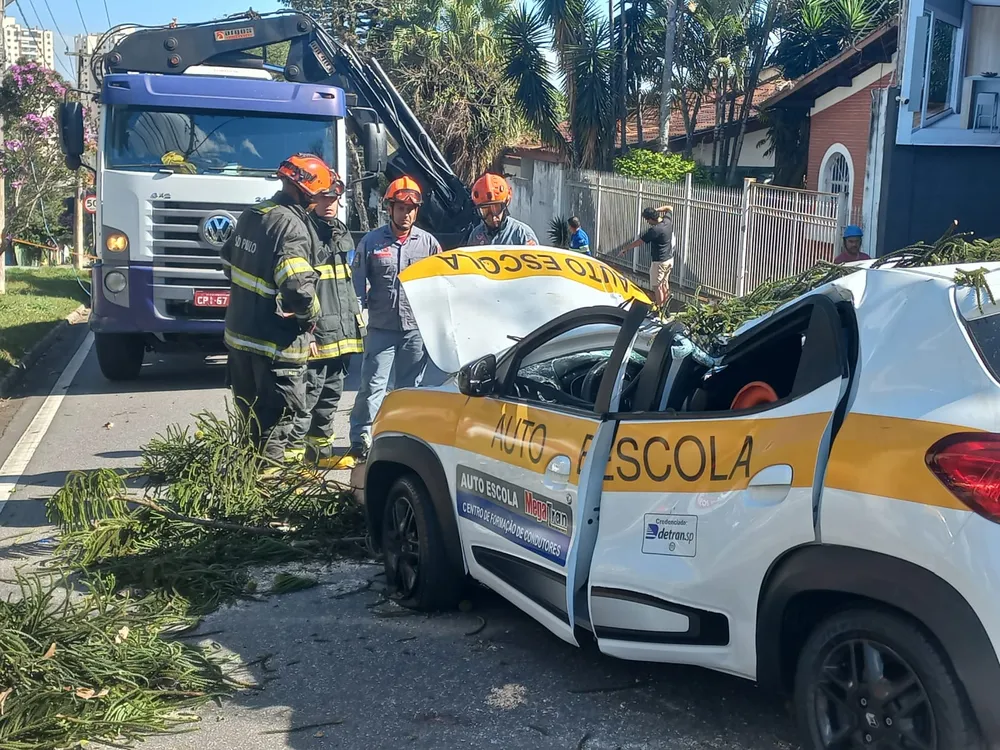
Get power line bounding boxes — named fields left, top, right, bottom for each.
left=15, top=0, right=75, bottom=79
left=101, top=0, right=111, bottom=28
left=73, top=0, right=88, bottom=35
left=37, top=0, right=76, bottom=78
left=39, top=0, right=72, bottom=56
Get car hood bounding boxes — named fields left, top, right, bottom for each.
left=398, top=245, right=651, bottom=373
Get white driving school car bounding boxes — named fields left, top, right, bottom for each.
left=360, top=246, right=1000, bottom=750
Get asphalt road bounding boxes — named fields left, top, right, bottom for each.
left=0, top=317, right=802, bottom=750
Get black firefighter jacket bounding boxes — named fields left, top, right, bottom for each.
left=220, top=191, right=321, bottom=365
left=308, top=212, right=366, bottom=360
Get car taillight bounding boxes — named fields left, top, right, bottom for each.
left=926, top=432, right=1000, bottom=522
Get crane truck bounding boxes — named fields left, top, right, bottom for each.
left=57, top=10, right=478, bottom=381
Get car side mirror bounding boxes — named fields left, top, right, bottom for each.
left=58, top=102, right=85, bottom=171
left=362, top=122, right=387, bottom=174
left=458, top=354, right=496, bottom=397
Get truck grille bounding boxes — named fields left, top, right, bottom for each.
left=149, top=200, right=248, bottom=321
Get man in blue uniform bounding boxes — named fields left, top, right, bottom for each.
left=568, top=217, right=591, bottom=254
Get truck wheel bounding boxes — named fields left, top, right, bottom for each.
left=95, top=333, right=145, bottom=381
left=381, top=473, right=462, bottom=612
left=794, top=608, right=981, bottom=750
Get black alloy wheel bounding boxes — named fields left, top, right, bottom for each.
left=811, top=638, right=935, bottom=749
left=383, top=493, right=420, bottom=601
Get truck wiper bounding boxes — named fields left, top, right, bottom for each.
left=202, top=166, right=277, bottom=176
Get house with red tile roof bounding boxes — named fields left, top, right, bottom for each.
left=500, top=71, right=788, bottom=181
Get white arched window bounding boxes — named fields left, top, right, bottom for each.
left=819, top=143, right=854, bottom=201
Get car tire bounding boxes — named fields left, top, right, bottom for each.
left=95, top=333, right=145, bottom=381
left=380, top=473, right=463, bottom=612
left=794, top=608, right=982, bottom=750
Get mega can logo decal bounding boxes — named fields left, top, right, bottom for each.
left=456, top=466, right=573, bottom=566
left=215, top=26, right=256, bottom=42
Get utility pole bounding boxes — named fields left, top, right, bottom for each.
left=0, top=0, right=16, bottom=294
left=72, top=46, right=84, bottom=271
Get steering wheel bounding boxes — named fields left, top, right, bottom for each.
left=580, top=360, right=608, bottom=404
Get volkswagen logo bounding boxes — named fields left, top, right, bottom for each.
left=199, top=213, right=235, bottom=248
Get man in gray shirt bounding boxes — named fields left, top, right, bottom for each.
left=465, top=173, right=539, bottom=246
left=345, top=176, right=443, bottom=463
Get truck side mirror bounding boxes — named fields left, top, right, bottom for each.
left=58, top=102, right=85, bottom=171
left=362, top=122, right=387, bottom=174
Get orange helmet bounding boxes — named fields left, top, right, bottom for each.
left=277, top=153, right=335, bottom=197
left=471, top=173, right=512, bottom=206
left=385, top=176, right=423, bottom=205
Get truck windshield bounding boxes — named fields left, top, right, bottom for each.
left=105, top=105, right=336, bottom=176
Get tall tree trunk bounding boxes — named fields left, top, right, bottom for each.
left=658, top=0, right=677, bottom=151
left=636, top=77, right=644, bottom=145
left=616, top=0, right=627, bottom=154
left=725, top=1, right=778, bottom=185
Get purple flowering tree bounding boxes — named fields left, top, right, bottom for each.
left=0, top=59, right=83, bottom=263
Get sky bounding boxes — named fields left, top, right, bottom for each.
left=7, top=0, right=563, bottom=87
left=4, top=0, right=287, bottom=81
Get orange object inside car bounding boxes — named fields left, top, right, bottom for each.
left=730, top=381, right=779, bottom=410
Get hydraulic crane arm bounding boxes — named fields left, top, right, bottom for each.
left=100, top=9, right=476, bottom=241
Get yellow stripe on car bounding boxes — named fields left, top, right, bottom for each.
left=399, top=248, right=651, bottom=305
left=373, top=389, right=976, bottom=511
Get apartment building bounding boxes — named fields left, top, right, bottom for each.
left=1, top=15, right=54, bottom=71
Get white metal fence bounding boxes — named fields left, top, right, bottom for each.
left=563, top=170, right=849, bottom=299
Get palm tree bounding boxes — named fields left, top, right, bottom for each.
left=501, top=6, right=566, bottom=150
left=387, top=0, right=534, bottom=181
left=568, top=17, right=616, bottom=169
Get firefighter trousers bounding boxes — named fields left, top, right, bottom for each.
left=295, top=356, right=350, bottom=462
left=226, top=348, right=308, bottom=463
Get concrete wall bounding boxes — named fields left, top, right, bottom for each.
left=508, top=159, right=566, bottom=243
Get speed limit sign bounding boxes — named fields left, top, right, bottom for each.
left=84, top=193, right=97, bottom=214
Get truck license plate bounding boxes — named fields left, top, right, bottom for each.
left=193, top=290, right=230, bottom=308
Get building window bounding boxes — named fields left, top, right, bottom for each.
left=911, top=10, right=959, bottom=129
left=819, top=143, right=854, bottom=201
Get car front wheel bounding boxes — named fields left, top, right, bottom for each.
left=794, top=609, right=981, bottom=750
left=380, top=474, right=462, bottom=612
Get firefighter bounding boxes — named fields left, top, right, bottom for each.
left=221, top=153, right=328, bottom=464
left=344, top=176, right=443, bottom=465
left=465, top=172, right=539, bottom=246
left=292, top=175, right=366, bottom=469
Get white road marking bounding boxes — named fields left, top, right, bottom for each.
left=0, top=331, right=95, bottom=514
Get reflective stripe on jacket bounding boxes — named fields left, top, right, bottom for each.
left=309, top=213, right=365, bottom=361
left=220, top=191, right=320, bottom=364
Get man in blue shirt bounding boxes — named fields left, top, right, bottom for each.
left=568, top=217, right=591, bottom=254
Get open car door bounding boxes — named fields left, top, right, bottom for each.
left=580, top=295, right=853, bottom=679
left=447, top=301, right=651, bottom=646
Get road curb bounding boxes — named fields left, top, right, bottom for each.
left=0, top=304, right=89, bottom=398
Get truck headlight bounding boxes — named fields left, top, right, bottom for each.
left=105, top=232, right=128, bottom=252
left=104, top=270, right=127, bottom=294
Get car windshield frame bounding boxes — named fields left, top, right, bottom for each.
left=104, top=104, right=337, bottom=176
